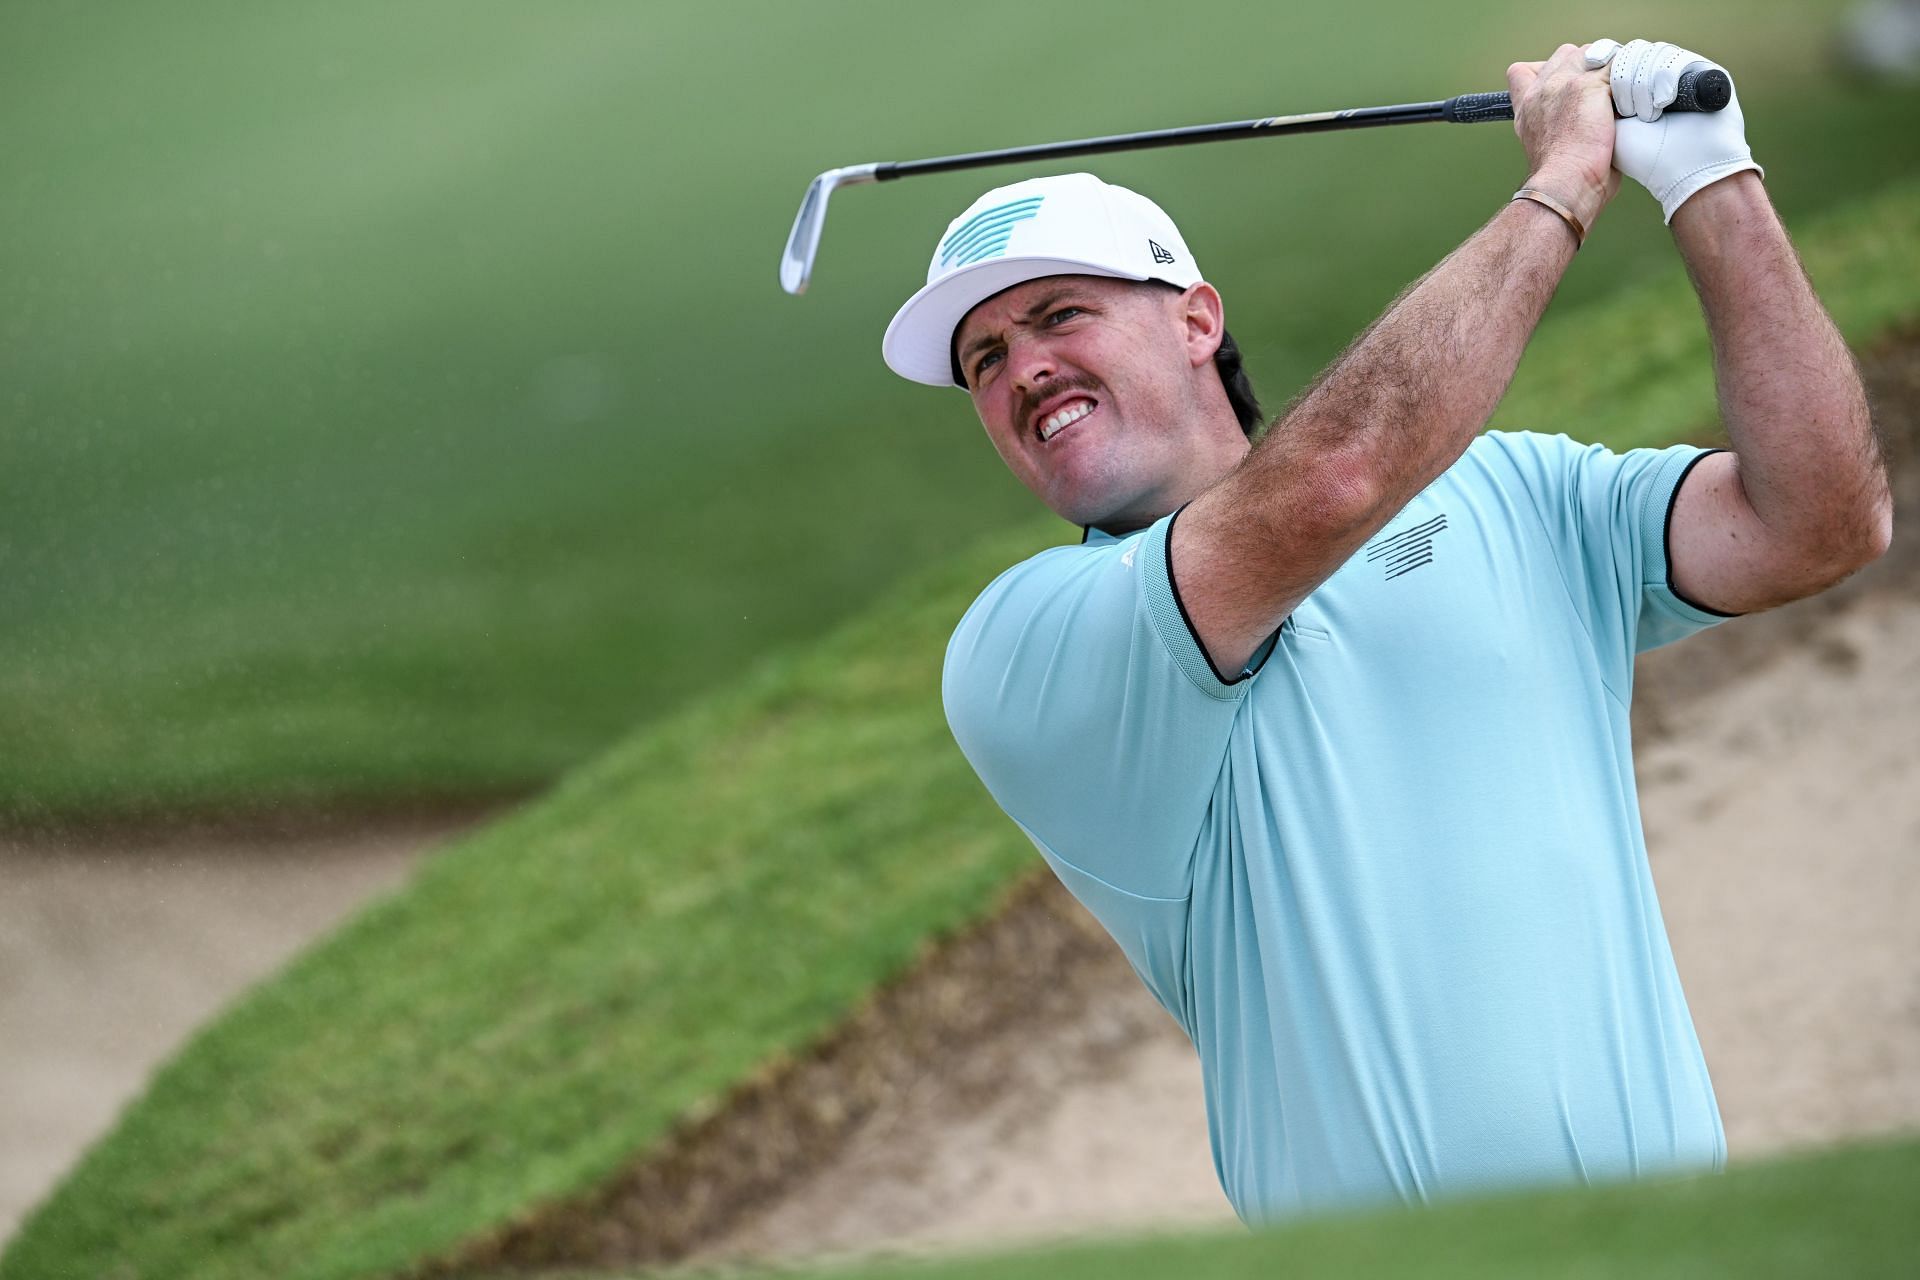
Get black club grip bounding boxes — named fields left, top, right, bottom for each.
left=1444, top=91, right=1514, bottom=124
left=1669, top=66, right=1732, bottom=112
left=1444, top=66, right=1732, bottom=124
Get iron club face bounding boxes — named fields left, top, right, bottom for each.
left=779, top=163, right=882, bottom=295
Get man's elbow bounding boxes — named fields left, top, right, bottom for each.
left=1225, top=442, right=1383, bottom=555
left=1841, top=475, right=1895, bottom=571
left=1298, top=441, right=1399, bottom=540
left=1842, top=399, right=1895, bottom=567
left=1795, top=489, right=1894, bottom=595
left=1863, top=491, right=1896, bottom=564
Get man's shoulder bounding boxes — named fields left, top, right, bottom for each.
left=1466, top=428, right=1591, bottom=464
left=953, top=538, right=1118, bottom=634
left=963, top=528, right=1151, bottom=607
left=945, top=527, right=1160, bottom=671
left=1448, top=429, right=1605, bottom=501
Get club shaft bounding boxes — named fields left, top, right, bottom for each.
left=868, top=66, right=1727, bottom=182
left=876, top=101, right=1453, bottom=182
left=780, top=69, right=1727, bottom=293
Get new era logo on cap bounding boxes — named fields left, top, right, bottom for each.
left=1149, top=239, right=1175, bottom=264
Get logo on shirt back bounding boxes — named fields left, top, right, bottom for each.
left=1365, top=513, right=1448, bottom=580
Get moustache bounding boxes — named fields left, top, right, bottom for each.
left=1018, top=376, right=1103, bottom=425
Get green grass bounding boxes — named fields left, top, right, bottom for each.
left=5, top=0, right=1918, bottom=823
left=6, top=175, right=1917, bottom=1280
left=731, top=1134, right=1920, bottom=1280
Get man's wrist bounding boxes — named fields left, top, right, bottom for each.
left=1512, top=187, right=1587, bottom=248
left=1667, top=167, right=1768, bottom=240
left=1522, top=166, right=1611, bottom=237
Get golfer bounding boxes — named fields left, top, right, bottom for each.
left=880, top=40, right=1890, bottom=1221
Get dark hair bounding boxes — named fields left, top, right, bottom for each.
left=1214, top=327, right=1265, bottom=440
left=950, top=279, right=1266, bottom=438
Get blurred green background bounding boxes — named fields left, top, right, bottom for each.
left=5, top=0, right=1917, bottom=824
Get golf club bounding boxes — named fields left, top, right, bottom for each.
left=779, top=67, right=1730, bottom=295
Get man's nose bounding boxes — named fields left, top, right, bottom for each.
left=1008, top=336, right=1056, bottom=393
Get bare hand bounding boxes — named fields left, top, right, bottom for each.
left=1506, top=43, right=1623, bottom=231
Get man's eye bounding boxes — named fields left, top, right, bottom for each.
left=975, top=350, right=1002, bottom=378
left=1047, top=307, right=1083, bottom=325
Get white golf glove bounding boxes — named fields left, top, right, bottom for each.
left=1585, top=37, right=1763, bottom=223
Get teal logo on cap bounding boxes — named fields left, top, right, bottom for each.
left=938, top=196, right=1044, bottom=269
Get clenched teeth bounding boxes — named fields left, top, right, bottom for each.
left=1039, top=399, right=1094, bottom=441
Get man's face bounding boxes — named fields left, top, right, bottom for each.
left=953, top=275, right=1220, bottom=530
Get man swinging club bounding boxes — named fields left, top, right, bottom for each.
left=878, top=38, right=1892, bottom=1221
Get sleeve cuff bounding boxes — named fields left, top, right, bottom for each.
left=1648, top=446, right=1742, bottom=622
left=1137, top=510, right=1260, bottom=699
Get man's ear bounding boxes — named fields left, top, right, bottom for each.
left=1180, top=282, right=1225, bottom=369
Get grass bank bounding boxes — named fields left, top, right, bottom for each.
left=6, top=175, right=1916, bottom=1280
left=736, top=1135, right=1920, bottom=1280
left=5, top=0, right=1918, bottom=823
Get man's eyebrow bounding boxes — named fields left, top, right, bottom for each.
left=958, top=288, right=1084, bottom=363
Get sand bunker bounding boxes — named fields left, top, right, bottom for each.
left=0, top=813, right=486, bottom=1243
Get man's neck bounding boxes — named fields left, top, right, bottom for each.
left=1083, top=432, right=1254, bottom=538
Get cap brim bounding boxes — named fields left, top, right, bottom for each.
left=881, top=255, right=1150, bottom=388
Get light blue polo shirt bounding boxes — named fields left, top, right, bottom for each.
left=943, top=430, right=1734, bottom=1224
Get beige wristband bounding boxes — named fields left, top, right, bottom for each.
left=1511, top=186, right=1587, bottom=249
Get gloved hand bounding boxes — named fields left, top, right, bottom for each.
left=1584, top=38, right=1764, bottom=223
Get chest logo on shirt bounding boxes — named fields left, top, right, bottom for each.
left=1365, top=513, right=1448, bottom=580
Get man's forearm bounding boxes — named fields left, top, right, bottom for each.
left=1673, top=173, right=1893, bottom=564
left=1242, top=193, right=1581, bottom=530
left=1165, top=42, right=1619, bottom=675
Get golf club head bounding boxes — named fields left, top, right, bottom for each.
left=780, top=163, right=880, bottom=295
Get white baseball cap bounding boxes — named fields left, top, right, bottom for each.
left=881, top=172, right=1204, bottom=388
